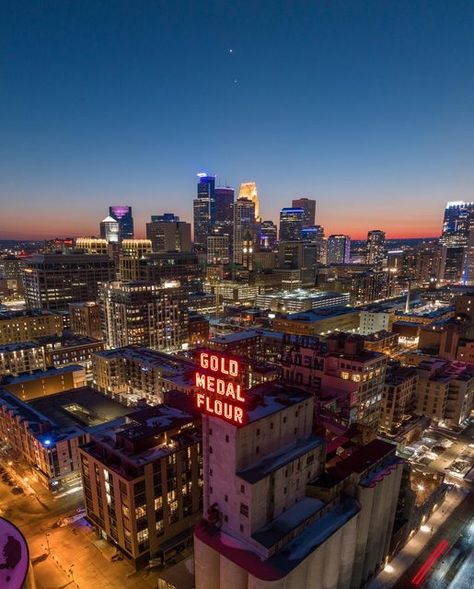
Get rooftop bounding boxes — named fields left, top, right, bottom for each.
left=252, top=497, right=325, bottom=548
left=0, top=309, right=58, bottom=320
left=0, top=386, right=130, bottom=445
left=195, top=496, right=359, bottom=581
left=0, top=341, right=42, bottom=353
left=83, top=403, right=200, bottom=472
left=95, top=345, right=194, bottom=371
left=258, top=289, right=349, bottom=302
left=2, top=364, right=84, bottom=385
left=281, top=306, right=357, bottom=322
left=245, top=382, right=314, bottom=424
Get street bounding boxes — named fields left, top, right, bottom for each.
left=0, top=458, right=194, bottom=589
left=392, top=491, right=474, bottom=588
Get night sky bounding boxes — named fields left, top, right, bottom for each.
left=1, top=1, right=473, bottom=239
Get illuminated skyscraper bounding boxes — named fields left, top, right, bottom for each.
left=239, top=182, right=260, bottom=221
left=366, top=229, right=385, bottom=269
left=119, top=239, right=153, bottom=280
left=100, top=281, right=188, bottom=351
left=279, top=207, right=304, bottom=241
left=109, top=205, right=134, bottom=240
left=193, top=173, right=216, bottom=248
left=100, top=216, right=120, bottom=243
left=292, top=197, right=316, bottom=226
left=327, top=234, right=351, bottom=264
left=440, top=201, right=474, bottom=283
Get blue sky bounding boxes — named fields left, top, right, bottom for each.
left=1, top=0, right=473, bottom=238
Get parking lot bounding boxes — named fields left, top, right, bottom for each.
left=402, top=420, right=474, bottom=485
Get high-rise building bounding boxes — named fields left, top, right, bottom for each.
left=22, top=253, right=115, bottom=311
left=239, top=182, right=260, bottom=221
left=69, top=302, right=103, bottom=340
left=119, top=239, right=153, bottom=280
left=80, top=402, right=202, bottom=568
left=100, top=216, right=120, bottom=243
left=301, top=225, right=325, bottom=263
left=366, top=229, right=386, bottom=269
left=75, top=237, right=109, bottom=255
left=292, top=197, right=316, bottom=226
left=464, top=217, right=474, bottom=285
left=279, top=207, right=305, bottom=241
left=233, top=198, right=256, bottom=265
left=109, top=205, right=134, bottom=240
left=207, top=235, right=230, bottom=265
left=92, top=346, right=194, bottom=405
left=146, top=216, right=192, bottom=253
left=440, top=201, right=474, bottom=283
left=259, top=220, right=278, bottom=250
left=193, top=173, right=216, bottom=248
left=138, top=252, right=202, bottom=294
left=327, top=234, right=351, bottom=264
left=214, top=187, right=234, bottom=224
left=100, top=281, right=189, bottom=351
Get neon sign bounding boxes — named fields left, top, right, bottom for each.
left=194, top=352, right=246, bottom=425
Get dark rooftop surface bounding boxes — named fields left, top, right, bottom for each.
left=244, top=381, right=314, bottom=424
left=317, top=438, right=397, bottom=487
left=283, top=307, right=358, bottom=322
left=29, top=386, right=131, bottom=429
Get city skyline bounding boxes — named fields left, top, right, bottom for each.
left=1, top=1, right=473, bottom=240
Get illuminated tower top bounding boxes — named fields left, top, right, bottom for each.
left=239, top=182, right=260, bottom=221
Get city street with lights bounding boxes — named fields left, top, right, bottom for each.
left=0, top=462, right=192, bottom=589
left=371, top=489, right=474, bottom=589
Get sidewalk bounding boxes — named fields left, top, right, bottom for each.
left=369, top=486, right=468, bottom=589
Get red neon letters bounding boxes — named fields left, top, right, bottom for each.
left=194, top=352, right=246, bottom=425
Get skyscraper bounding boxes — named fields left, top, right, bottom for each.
left=440, top=201, right=474, bottom=283
left=109, top=205, right=134, bottom=240
left=279, top=207, right=305, bottom=241
left=100, top=216, right=120, bottom=243
left=233, top=198, right=256, bottom=265
left=292, top=197, right=316, bottom=226
left=100, top=281, right=188, bottom=351
left=260, top=220, right=278, bottom=250
left=119, top=239, right=153, bottom=280
left=193, top=173, right=216, bottom=248
left=301, top=224, right=325, bottom=264
left=22, top=253, right=115, bottom=311
left=327, top=234, right=351, bottom=264
left=214, top=187, right=234, bottom=224
left=239, top=182, right=260, bottom=221
left=146, top=214, right=192, bottom=253
left=366, top=229, right=386, bottom=269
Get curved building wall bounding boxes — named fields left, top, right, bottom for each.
left=0, top=517, right=35, bottom=589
